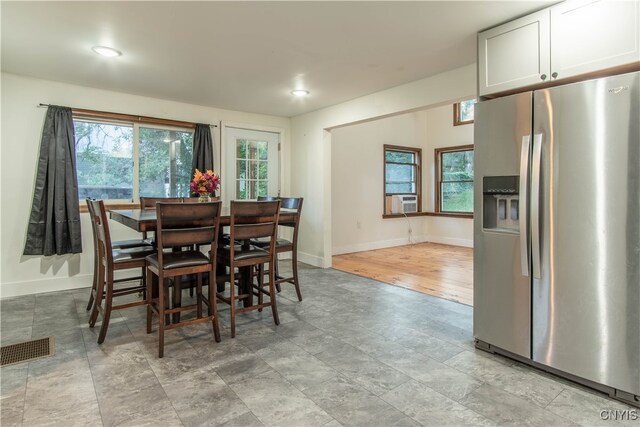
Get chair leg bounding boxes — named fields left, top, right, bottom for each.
left=146, top=267, right=153, bottom=334
left=258, top=264, right=264, bottom=312
left=229, top=267, right=236, bottom=338
left=208, top=273, right=221, bottom=343
left=196, top=273, right=203, bottom=318
left=292, top=250, right=302, bottom=301
left=89, top=261, right=105, bottom=328
left=86, top=247, right=98, bottom=311
left=158, top=274, right=165, bottom=358
left=268, top=262, right=280, bottom=326
left=97, top=270, right=114, bottom=344
left=274, top=258, right=282, bottom=293
left=173, top=276, right=182, bottom=324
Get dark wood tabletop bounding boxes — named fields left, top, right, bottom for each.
left=109, top=207, right=298, bottom=232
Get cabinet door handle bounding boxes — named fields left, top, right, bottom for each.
left=540, top=74, right=547, bottom=81
left=551, top=72, right=558, bottom=79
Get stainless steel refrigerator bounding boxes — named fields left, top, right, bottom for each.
left=473, top=71, right=640, bottom=405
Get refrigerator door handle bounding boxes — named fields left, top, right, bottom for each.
left=531, top=133, right=543, bottom=279
left=519, top=135, right=531, bottom=277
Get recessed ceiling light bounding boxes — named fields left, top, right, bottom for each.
left=291, top=89, right=309, bottom=97
left=91, top=46, right=122, bottom=58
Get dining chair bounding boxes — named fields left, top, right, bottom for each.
left=252, top=197, right=304, bottom=301
left=85, top=198, right=154, bottom=311
left=145, top=201, right=222, bottom=358
left=217, top=200, right=281, bottom=338
left=86, top=199, right=156, bottom=344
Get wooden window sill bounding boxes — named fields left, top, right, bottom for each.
left=383, top=211, right=473, bottom=219
left=79, top=202, right=139, bottom=213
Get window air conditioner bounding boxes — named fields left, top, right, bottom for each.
left=391, top=195, right=418, bottom=214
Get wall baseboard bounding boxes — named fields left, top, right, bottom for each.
left=1, top=274, right=93, bottom=299
left=297, top=251, right=325, bottom=268
left=332, top=234, right=472, bottom=256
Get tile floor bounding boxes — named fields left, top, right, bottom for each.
left=0, top=264, right=636, bottom=426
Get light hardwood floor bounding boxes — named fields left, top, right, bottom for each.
left=332, top=242, right=474, bottom=306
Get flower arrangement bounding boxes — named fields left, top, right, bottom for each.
left=190, top=169, right=220, bottom=200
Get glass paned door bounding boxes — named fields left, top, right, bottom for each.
left=224, top=127, right=279, bottom=202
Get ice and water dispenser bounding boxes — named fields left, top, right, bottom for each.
left=482, top=176, right=519, bottom=233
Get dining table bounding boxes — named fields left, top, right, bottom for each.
left=109, top=206, right=298, bottom=307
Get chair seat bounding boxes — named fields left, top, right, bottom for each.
left=249, top=237, right=292, bottom=248
left=112, top=238, right=154, bottom=249
left=146, top=251, right=210, bottom=270
left=112, top=246, right=156, bottom=263
left=219, top=244, right=269, bottom=261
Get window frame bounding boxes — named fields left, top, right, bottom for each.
left=383, top=144, right=422, bottom=214
left=434, top=144, right=474, bottom=215
left=453, top=99, right=476, bottom=126
left=73, top=114, right=194, bottom=204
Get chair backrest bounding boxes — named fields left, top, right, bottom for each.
left=229, top=200, right=280, bottom=244
left=277, top=197, right=303, bottom=227
left=257, top=196, right=279, bottom=202
left=140, top=196, right=182, bottom=210
left=155, top=201, right=222, bottom=265
left=86, top=199, right=114, bottom=265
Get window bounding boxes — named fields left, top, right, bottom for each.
left=453, top=99, right=477, bottom=126
left=384, top=145, right=421, bottom=214
left=435, top=145, right=474, bottom=214
left=236, top=139, right=269, bottom=199
left=74, top=119, right=193, bottom=201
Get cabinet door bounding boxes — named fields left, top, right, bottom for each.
left=550, top=0, right=640, bottom=80
left=478, top=10, right=551, bottom=96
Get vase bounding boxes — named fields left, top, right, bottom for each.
left=198, top=193, right=211, bottom=203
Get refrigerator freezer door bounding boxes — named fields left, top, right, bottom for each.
left=532, top=72, right=640, bottom=395
left=474, top=92, right=532, bottom=359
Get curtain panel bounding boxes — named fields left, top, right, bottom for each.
left=23, top=106, right=82, bottom=256
left=191, top=123, right=214, bottom=176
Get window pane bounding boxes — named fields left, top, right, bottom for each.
left=459, top=99, right=476, bottom=122
left=139, top=127, right=193, bottom=197
left=385, top=151, right=414, bottom=163
left=442, top=150, right=474, bottom=182
left=237, top=160, right=247, bottom=180
left=386, top=163, right=415, bottom=183
left=247, top=180, right=256, bottom=199
left=386, top=183, right=415, bottom=193
left=75, top=121, right=133, bottom=200
left=442, top=182, right=473, bottom=213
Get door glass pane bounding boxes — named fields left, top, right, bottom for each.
left=258, top=161, right=268, bottom=180
left=139, top=127, right=193, bottom=197
left=258, top=141, right=268, bottom=160
left=442, top=182, right=474, bottom=212
left=236, top=138, right=271, bottom=199
left=74, top=121, right=134, bottom=200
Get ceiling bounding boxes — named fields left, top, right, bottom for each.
left=1, top=1, right=552, bottom=117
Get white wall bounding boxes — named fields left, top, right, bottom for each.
left=331, top=104, right=474, bottom=255
left=0, top=72, right=290, bottom=298
left=291, top=64, right=476, bottom=267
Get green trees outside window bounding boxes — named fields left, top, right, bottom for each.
left=436, top=145, right=474, bottom=213
left=74, top=119, right=193, bottom=200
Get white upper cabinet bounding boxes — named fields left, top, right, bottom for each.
left=479, top=10, right=551, bottom=96
left=550, top=0, right=640, bottom=80
left=479, top=0, right=640, bottom=96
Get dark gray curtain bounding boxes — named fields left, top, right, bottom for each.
left=24, top=106, right=82, bottom=255
left=192, top=123, right=214, bottom=175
